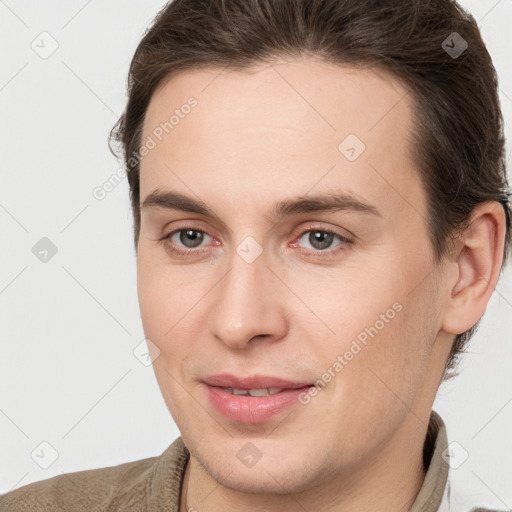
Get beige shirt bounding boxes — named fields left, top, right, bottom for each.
left=0, top=409, right=503, bottom=511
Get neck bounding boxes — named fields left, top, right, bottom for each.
left=179, top=411, right=430, bottom=512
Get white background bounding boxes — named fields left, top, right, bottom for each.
left=1, top=0, right=511, bottom=506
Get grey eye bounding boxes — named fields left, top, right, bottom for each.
left=172, top=229, right=210, bottom=248
left=298, top=230, right=341, bottom=251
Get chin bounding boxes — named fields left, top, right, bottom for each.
left=205, top=461, right=314, bottom=495
left=188, top=436, right=324, bottom=495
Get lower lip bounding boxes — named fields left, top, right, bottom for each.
left=203, top=384, right=312, bottom=424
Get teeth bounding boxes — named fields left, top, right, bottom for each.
left=248, top=388, right=269, bottom=396
left=221, top=387, right=284, bottom=396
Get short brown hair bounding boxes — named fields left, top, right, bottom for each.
left=109, top=0, right=511, bottom=380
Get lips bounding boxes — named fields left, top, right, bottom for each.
left=202, top=373, right=314, bottom=423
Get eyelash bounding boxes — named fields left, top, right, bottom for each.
left=158, top=223, right=353, bottom=259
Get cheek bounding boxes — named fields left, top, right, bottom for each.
left=306, top=264, right=430, bottom=396
left=137, top=268, right=166, bottom=337
left=136, top=256, right=212, bottom=366
left=346, top=287, right=435, bottom=418
left=311, top=301, right=429, bottom=442
left=136, top=262, right=197, bottom=419
left=136, top=257, right=181, bottom=350
left=291, top=266, right=402, bottom=344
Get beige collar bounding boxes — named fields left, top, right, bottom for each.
left=410, top=409, right=450, bottom=512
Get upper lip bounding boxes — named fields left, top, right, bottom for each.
left=202, top=373, right=312, bottom=390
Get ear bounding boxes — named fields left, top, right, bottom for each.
left=441, top=201, right=507, bottom=335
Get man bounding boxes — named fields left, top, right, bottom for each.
left=2, top=0, right=510, bottom=511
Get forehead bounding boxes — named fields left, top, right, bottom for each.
left=139, top=56, right=425, bottom=224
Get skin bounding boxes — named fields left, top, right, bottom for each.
left=135, top=56, right=506, bottom=512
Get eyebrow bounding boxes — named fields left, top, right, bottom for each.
left=141, top=189, right=382, bottom=220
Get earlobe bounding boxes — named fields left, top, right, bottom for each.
left=442, top=201, right=506, bottom=335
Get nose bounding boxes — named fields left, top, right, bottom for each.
left=208, top=248, right=288, bottom=350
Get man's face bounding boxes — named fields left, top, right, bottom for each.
left=137, top=57, right=451, bottom=493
